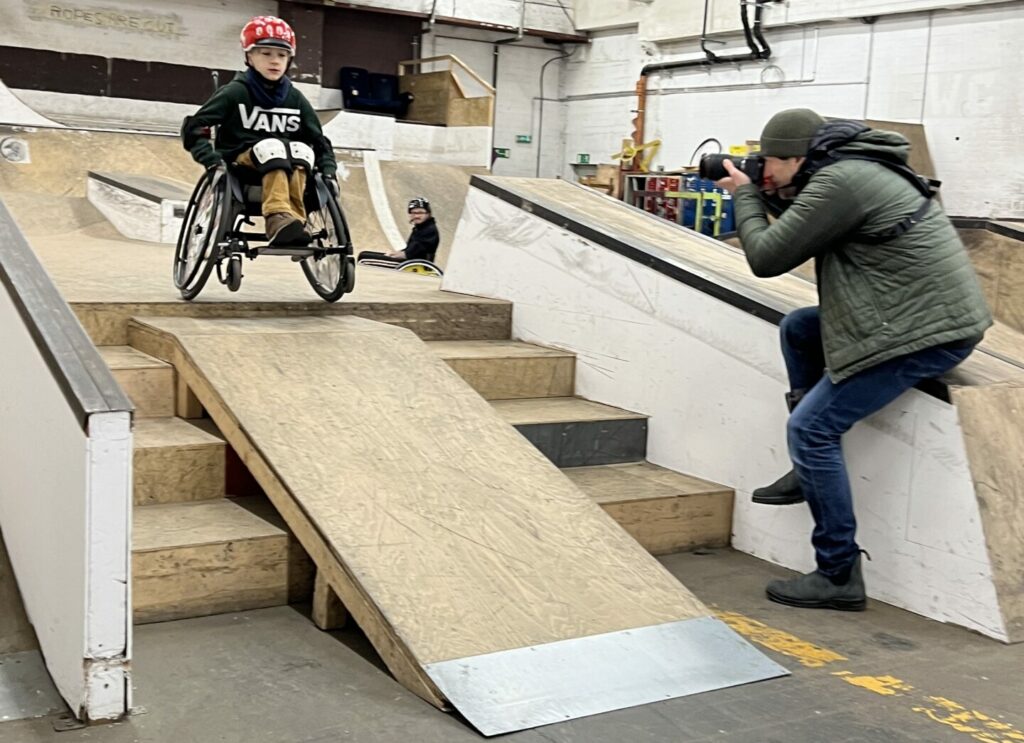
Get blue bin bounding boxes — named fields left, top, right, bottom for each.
left=680, top=176, right=733, bottom=236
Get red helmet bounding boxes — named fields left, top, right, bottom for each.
left=240, top=16, right=296, bottom=55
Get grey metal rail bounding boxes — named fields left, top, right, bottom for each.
left=0, top=197, right=132, bottom=429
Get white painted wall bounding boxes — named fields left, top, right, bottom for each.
left=442, top=184, right=1008, bottom=640
left=343, top=0, right=577, bottom=36
left=13, top=89, right=196, bottom=132
left=10, top=0, right=576, bottom=69
left=558, top=3, right=1024, bottom=218
left=319, top=110, right=492, bottom=166
left=424, top=27, right=571, bottom=176
left=0, top=287, right=131, bottom=719
left=575, top=0, right=1013, bottom=39
left=12, top=0, right=274, bottom=69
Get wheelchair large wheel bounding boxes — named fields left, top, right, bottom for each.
left=301, top=183, right=354, bottom=303
left=174, top=168, right=229, bottom=301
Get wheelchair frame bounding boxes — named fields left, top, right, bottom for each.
left=356, top=257, right=444, bottom=277
left=173, top=164, right=356, bottom=302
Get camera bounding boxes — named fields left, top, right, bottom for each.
left=699, top=153, right=765, bottom=184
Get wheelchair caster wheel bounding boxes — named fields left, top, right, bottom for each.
left=226, top=254, right=243, bottom=292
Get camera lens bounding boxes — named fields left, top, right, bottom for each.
left=699, top=154, right=731, bottom=181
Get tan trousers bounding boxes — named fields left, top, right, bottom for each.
left=235, top=149, right=307, bottom=221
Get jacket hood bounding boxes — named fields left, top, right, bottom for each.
left=836, top=127, right=911, bottom=164
left=808, top=119, right=910, bottom=164
left=789, top=120, right=912, bottom=197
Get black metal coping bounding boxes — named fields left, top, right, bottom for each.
left=468, top=176, right=1024, bottom=404
left=952, top=216, right=1024, bottom=242
left=470, top=175, right=791, bottom=327
left=0, top=198, right=133, bottom=429
left=88, top=171, right=190, bottom=203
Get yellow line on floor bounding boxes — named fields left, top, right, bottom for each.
left=912, top=697, right=1024, bottom=742
left=714, top=609, right=847, bottom=668
left=714, top=608, right=1024, bottom=742
left=832, top=670, right=914, bottom=696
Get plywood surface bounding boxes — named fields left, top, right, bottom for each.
left=98, top=345, right=170, bottom=371
left=567, top=463, right=734, bottom=555
left=133, top=417, right=225, bottom=505
left=132, top=314, right=709, bottom=672
left=426, top=339, right=573, bottom=360
left=0, top=127, right=499, bottom=313
left=428, top=340, right=575, bottom=400
left=565, top=462, right=731, bottom=505
left=950, top=385, right=1024, bottom=642
left=0, top=533, right=36, bottom=654
left=491, top=396, right=646, bottom=425
left=961, top=227, right=1024, bottom=336
left=133, top=416, right=222, bottom=450
left=132, top=497, right=300, bottom=624
left=133, top=498, right=285, bottom=552
left=448, top=96, right=493, bottom=128
left=337, top=164, right=392, bottom=254
left=864, top=120, right=935, bottom=177
left=100, top=346, right=174, bottom=417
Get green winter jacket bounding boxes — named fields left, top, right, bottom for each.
left=182, top=72, right=336, bottom=177
left=733, top=128, right=991, bottom=382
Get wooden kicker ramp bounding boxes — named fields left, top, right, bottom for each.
left=127, top=313, right=785, bottom=735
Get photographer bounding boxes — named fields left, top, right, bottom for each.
left=715, top=108, right=991, bottom=611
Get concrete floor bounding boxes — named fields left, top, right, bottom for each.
left=3, top=549, right=1022, bottom=743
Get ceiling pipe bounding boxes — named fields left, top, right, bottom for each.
left=632, top=0, right=774, bottom=164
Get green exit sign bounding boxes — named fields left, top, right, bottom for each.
left=494, top=147, right=510, bottom=159
left=515, top=134, right=532, bottom=144
left=576, top=153, right=590, bottom=164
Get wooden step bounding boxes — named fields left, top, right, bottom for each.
left=133, top=417, right=226, bottom=505
left=426, top=339, right=575, bottom=400
left=492, top=397, right=647, bottom=467
left=132, top=497, right=312, bottom=624
left=565, top=462, right=733, bottom=555
left=98, top=345, right=174, bottom=418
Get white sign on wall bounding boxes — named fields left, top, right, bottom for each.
left=25, top=2, right=185, bottom=39
left=13, top=0, right=275, bottom=69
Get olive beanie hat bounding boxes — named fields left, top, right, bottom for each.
left=759, top=108, right=826, bottom=157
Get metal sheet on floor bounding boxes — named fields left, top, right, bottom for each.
left=0, top=651, right=65, bottom=722
left=425, top=616, right=789, bottom=737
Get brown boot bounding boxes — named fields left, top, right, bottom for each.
left=265, top=213, right=306, bottom=246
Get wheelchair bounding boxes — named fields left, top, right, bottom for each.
left=173, top=164, right=356, bottom=302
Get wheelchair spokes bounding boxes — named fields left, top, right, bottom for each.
left=185, top=181, right=219, bottom=274
left=299, top=178, right=355, bottom=302
left=303, top=206, right=342, bottom=289
left=174, top=167, right=225, bottom=299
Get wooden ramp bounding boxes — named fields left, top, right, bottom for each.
left=127, top=314, right=786, bottom=735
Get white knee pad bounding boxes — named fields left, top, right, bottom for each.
left=289, top=141, right=315, bottom=171
left=250, top=138, right=291, bottom=173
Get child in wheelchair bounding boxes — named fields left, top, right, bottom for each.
left=358, top=197, right=440, bottom=267
left=180, top=15, right=337, bottom=247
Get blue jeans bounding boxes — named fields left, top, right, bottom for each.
left=780, top=307, right=973, bottom=578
